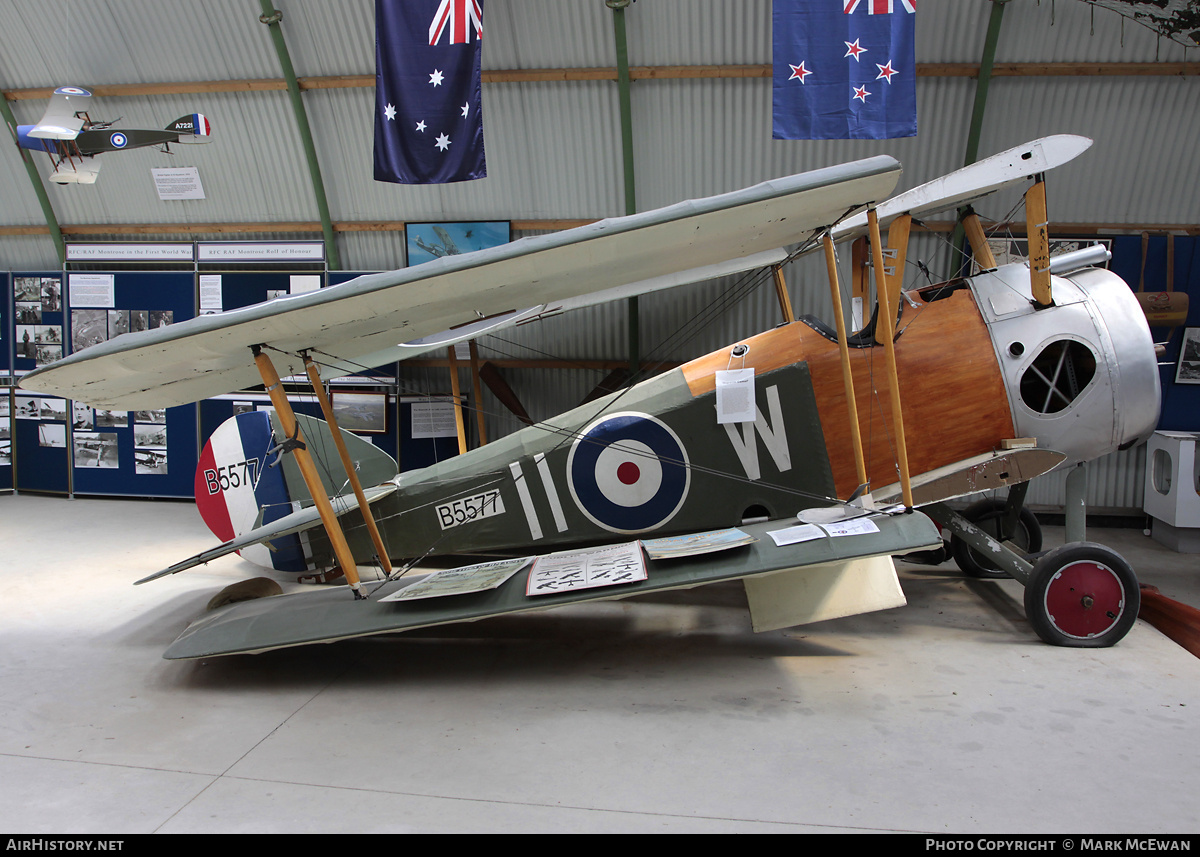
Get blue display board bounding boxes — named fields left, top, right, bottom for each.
left=12, top=272, right=68, bottom=493
left=1110, top=235, right=1200, bottom=432
left=1, top=273, right=11, bottom=490
left=67, top=271, right=199, bottom=497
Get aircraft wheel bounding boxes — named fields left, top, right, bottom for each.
left=951, top=499, right=1042, bottom=578
left=1023, top=543, right=1140, bottom=647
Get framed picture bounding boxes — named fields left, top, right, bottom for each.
left=405, top=221, right=510, bottom=267
left=1175, top=327, right=1200, bottom=385
left=331, top=391, right=389, bottom=434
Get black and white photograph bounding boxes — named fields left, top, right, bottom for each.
left=39, top=277, right=61, bottom=311
left=15, top=326, right=36, bottom=358
left=37, top=397, right=66, bottom=421
left=107, top=309, right=130, bottom=339
left=133, top=408, right=167, bottom=424
left=134, top=447, right=168, bottom=475
left=94, top=409, right=128, bottom=428
left=37, top=423, right=66, bottom=448
left=14, top=396, right=39, bottom=420
left=134, top=423, right=167, bottom=448
left=14, top=302, right=41, bottom=324
left=148, top=310, right=173, bottom=329
left=13, top=276, right=40, bottom=304
left=130, top=310, right=149, bottom=333
left=72, top=401, right=93, bottom=430
left=1174, top=327, right=1200, bottom=385
left=330, top=390, right=388, bottom=433
left=73, top=431, right=119, bottom=469
left=35, top=343, right=62, bottom=366
left=71, top=309, right=108, bottom=352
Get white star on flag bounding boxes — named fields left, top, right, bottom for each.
left=429, top=69, right=444, bottom=86
left=461, top=102, right=470, bottom=118
left=384, top=104, right=397, bottom=120
left=415, top=120, right=427, bottom=132
left=435, top=133, right=451, bottom=151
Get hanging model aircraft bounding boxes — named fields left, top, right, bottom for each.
left=20, top=135, right=1161, bottom=660
left=15, top=86, right=212, bottom=184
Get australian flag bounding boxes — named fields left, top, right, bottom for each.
left=374, top=0, right=486, bottom=184
left=773, top=0, right=917, bottom=140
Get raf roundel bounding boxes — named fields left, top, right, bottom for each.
left=109, top=132, right=128, bottom=149
left=567, top=412, right=690, bottom=534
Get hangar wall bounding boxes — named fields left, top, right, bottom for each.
left=2, top=0, right=1198, bottom=512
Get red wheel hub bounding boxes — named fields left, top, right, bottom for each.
left=1042, top=560, right=1127, bottom=639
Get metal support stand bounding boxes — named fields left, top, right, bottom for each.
left=1065, top=462, right=1087, bottom=544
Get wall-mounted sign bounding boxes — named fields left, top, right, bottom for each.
left=197, top=242, right=325, bottom=262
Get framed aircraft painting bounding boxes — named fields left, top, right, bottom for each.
left=405, top=221, right=510, bottom=267
left=330, top=391, right=389, bottom=434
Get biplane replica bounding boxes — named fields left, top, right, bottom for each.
left=21, top=135, right=1161, bottom=659
left=15, top=86, right=211, bottom=184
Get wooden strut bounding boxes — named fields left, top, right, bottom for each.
left=1025, top=176, right=1053, bottom=308
left=772, top=266, right=796, bottom=324
left=252, top=346, right=366, bottom=598
left=874, top=214, right=911, bottom=346
left=446, top=346, right=469, bottom=455
left=302, top=354, right=393, bottom=577
left=822, top=233, right=868, bottom=490
left=961, top=208, right=998, bottom=270
left=866, top=208, right=915, bottom=510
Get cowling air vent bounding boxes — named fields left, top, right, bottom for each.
left=1019, top=339, right=1097, bottom=414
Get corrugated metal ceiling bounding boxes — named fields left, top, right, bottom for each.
left=0, top=0, right=1195, bottom=271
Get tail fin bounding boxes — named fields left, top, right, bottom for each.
left=167, top=113, right=212, bottom=143
left=195, top=411, right=398, bottom=573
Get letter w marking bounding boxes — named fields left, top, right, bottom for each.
left=723, top=385, right=791, bottom=481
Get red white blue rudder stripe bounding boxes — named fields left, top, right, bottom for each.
left=195, top=411, right=307, bottom=572
left=567, top=412, right=690, bottom=534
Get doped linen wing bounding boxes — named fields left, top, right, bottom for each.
left=20, top=156, right=901, bottom=410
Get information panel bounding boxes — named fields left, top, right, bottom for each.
left=67, top=271, right=199, bottom=498
left=12, top=272, right=68, bottom=493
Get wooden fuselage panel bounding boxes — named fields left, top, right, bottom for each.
left=682, top=289, right=1015, bottom=500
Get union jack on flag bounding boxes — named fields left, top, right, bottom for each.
left=374, top=0, right=487, bottom=184
left=429, top=0, right=483, bottom=46
left=844, top=0, right=916, bottom=13
left=773, top=0, right=917, bottom=140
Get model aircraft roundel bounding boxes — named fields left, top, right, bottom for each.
left=109, top=132, right=128, bottom=148
left=567, top=412, right=690, bottom=534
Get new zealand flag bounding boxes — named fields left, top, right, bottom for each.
left=374, top=0, right=487, bottom=184
left=773, top=0, right=917, bottom=140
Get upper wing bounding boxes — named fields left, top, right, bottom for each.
left=833, top=135, right=1092, bottom=240
left=20, top=156, right=901, bottom=410
left=26, top=86, right=92, bottom=140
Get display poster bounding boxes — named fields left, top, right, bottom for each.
left=526, top=542, right=647, bottom=596
left=68, top=274, right=115, bottom=309
left=381, top=557, right=532, bottom=602
left=410, top=400, right=457, bottom=438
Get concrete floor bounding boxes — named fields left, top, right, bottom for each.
left=1, top=491, right=1198, bottom=834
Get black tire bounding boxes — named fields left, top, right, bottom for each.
left=1023, top=543, right=1140, bottom=647
left=951, top=498, right=1043, bottom=578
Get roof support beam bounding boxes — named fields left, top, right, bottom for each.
left=6, top=62, right=1196, bottom=102
left=257, top=1, right=341, bottom=270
